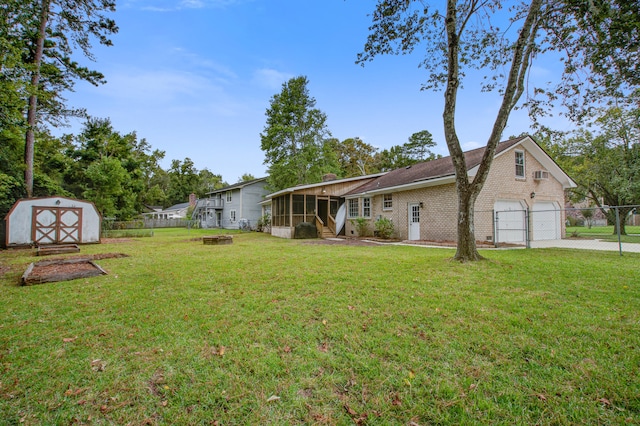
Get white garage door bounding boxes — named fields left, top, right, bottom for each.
left=532, top=201, right=561, bottom=240
left=494, top=200, right=526, bottom=243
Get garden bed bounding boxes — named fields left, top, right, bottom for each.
left=20, top=253, right=127, bottom=285
left=203, top=235, right=233, bottom=245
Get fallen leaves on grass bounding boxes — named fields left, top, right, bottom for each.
left=90, top=359, right=106, bottom=372
left=148, top=369, right=166, bottom=397
left=344, top=404, right=367, bottom=425
left=598, top=397, right=611, bottom=407
left=62, top=337, right=77, bottom=343
left=202, top=343, right=227, bottom=359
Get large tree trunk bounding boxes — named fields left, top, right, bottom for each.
left=443, top=0, right=543, bottom=262
left=455, top=183, right=483, bottom=261
left=24, top=0, right=50, bottom=197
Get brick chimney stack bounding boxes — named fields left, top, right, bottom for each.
left=189, top=193, right=197, bottom=207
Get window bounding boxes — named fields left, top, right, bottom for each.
left=348, top=198, right=359, bottom=218
left=226, top=191, right=232, bottom=202
left=230, top=209, right=236, bottom=222
left=383, top=194, right=393, bottom=210
left=362, top=197, right=371, bottom=218
left=515, top=150, right=525, bottom=178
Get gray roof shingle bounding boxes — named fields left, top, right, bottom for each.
left=347, top=136, right=526, bottom=195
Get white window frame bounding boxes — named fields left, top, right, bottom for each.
left=362, top=197, right=371, bottom=218
left=226, top=191, right=232, bottom=202
left=383, top=194, right=393, bottom=211
left=230, top=209, right=236, bottom=222
left=347, top=199, right=359, bottom=219
left=515, top=150, right=525, bottom=179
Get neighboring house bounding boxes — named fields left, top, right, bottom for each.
left=141, top=202, right=192, bottom=220
left=265, top=173, right=386, bottom=239
left=192, top=178, right=269, bottom=230
left=140, top=194, right=197, bottom=222
left=344, top=135, right=576, bottom=244
left=2, top=196, right=101, bottom=248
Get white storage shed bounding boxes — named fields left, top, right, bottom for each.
left=2, top=197, right=101, bottom=248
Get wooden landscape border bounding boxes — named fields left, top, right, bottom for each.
left=22, top=258, right=107, bottom=286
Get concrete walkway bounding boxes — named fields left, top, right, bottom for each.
left=371, top=238, right=640, bottom=253
left=529, top=239, right=640, bottom=253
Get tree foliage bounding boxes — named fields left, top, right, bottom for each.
left=260, top=76, right=339, bottom=191
left=0, top=0, right=118, bottom=196
left=550, top=107, right=640, bottom=235
left=373, top=130, right=440, bottom=171
left=333, top=137, right=378, bottom=177
left=359, top=0, right=638, bottom=261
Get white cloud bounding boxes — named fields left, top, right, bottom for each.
left=251, top=68, right=294, bottom=90
left=102, top=69, right=217, bottom=102
left=170, top=48, right=238, bottom=81
left=461, top=140, right=483, bottom=151
left=131, top=0, right=251, bottom=12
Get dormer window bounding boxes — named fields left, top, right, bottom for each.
left=515, top=150, right=525, bottom=178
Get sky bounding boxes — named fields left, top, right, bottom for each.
left=60, top=0, right=575, bottom=184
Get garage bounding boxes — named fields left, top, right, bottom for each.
left=532, top=201, right=561, bottom=240
left=2, top=197, right=101, bottom=248
left=494, top=200, right=526, bottom=243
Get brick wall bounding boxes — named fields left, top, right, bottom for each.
left=347, top=145, right=566, bottom=242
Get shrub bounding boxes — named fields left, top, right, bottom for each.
left=375, top=217, right=394, bottom=239
left=351, top=217, right=371, bottom=237
left=257, top=214, right=271, bottom=233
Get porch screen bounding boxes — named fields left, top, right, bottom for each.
left=306, top=195, right=316, bottom=222
left=272, top=195, right=290, bottom=227
left=292, top=195, right=305, bottom=227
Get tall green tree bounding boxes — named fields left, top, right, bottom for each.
left=260, top=76, right=338, bottom=191
left=359, top=1, right=638, bottom=261
left=166, top=158, right=199, bottom=206
left=334, top=137, right=377, bottom=177
left=405, top=130, right=437, bottom=162
left=237, top=173, right=256, bottom=183
left=65, top=118, right=148, bottom=219
left=552, top=107, right=640, bottom=235
left=372, top=131, right=440, bottom=172
left=9, top=0, right=118, bottom=197
left=198, top=169, right=225, bottom=195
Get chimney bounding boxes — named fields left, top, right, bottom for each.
left=189, top=193, right=197, bottom=207
left=322, top=173, right=337, bottom=182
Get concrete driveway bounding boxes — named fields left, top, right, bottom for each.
left=530, top=239, right=640, bottom=253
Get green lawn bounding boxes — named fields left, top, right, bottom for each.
left=566, top=225, right=640, bottom=243
left=1, top=230, right=639, bottom=425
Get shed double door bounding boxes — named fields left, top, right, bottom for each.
left=32, top=206, right=82, bottom=245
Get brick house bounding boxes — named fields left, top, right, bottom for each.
left=343, top=135, right=576, bottom=244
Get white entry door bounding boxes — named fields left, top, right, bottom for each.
left=408, top=203, right=421, bottom=240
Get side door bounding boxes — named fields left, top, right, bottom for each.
left=408, top=203, right=421, bottom=240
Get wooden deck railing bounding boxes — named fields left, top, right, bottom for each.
left=315, top=215, right=324, bottom=237
left=327, top=214, right=336, bottom=235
